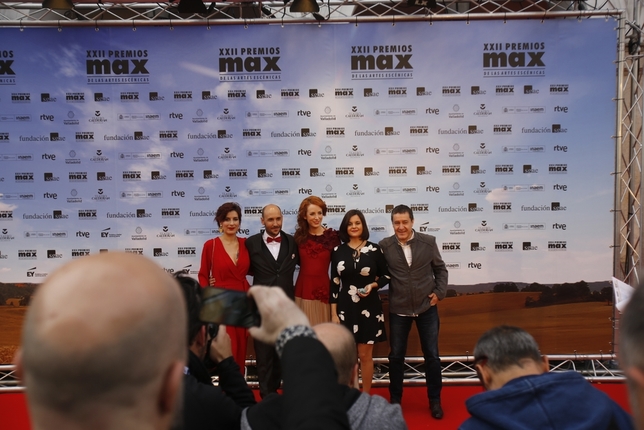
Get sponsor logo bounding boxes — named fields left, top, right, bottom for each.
left=78, top=209, right=97, bottom=220
left=178, top=247, right=197, bottom=257
left=326, top=127, right=345, bottom=138
left=350, top=44, right=413, bottom=80
left=388, top=166, right=407, bottom=177
left=228, top=168, right=248, bottom=179
left=19, top=249, right=37, bottom=259
left=550, top=84, right=569, bottom=94
left=363, top=88, right=379, bottom=97
left=256, top=89, right=273, bottom=99
left=495, top=242, right=514, bottom=251
left=149, top=92, right=165, bottom=101
left=524, top=85, right=539, bottom=95
left=523, top=241, right=538, bottom=251
left=243, top=128, right=262, bottom=139
left=442, top=165, right=461, bottom=175
left=310, top=168, right=325, bottom=177
left=335, top=88, right=354, bottom=98
left=11, top=92, right=31, bottom=103
left=175, top=170, right=195, bottom=180
left=471, top=242, right=486, bottom=251
left=483, top=42, right=546, bottom=77
left=523, top=164, right=539, bottom=174
left=202, top=90, right=217, bottom=100
left=442, top=86, right=461, bottom=96
left=471, top=165, right=486, bottom=174
left=282, top=167, right=301, bottom=178
left=100, top=228, right=122, bottom=238
left=388, top=86, right=407, bottom=97
left=281, top=88, right=300, bottom=99
left=203, top=170, right=220, bottom=179
left=495, top=85, right=514, bottom=95
left=442, top=242, right=461, bottom=252
left=474, top=220, right=494, bottom=233
left=410, top=125, right=428, bottom=136
left=493, top=202, right=512, bottom=212
left=219, top=47, right=281, bottom=82
left=86, top=49, right=150, bottom=84
left=335, top=167, right=354, bottom=177
left=471, top=86, right=486, bottom=95
left=548, top=241, right=567, bottom=251
left=417, top=166, right=432, bottom=175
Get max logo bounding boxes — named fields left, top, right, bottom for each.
left=86, top=59, right=149, bottom=75
left=219, top=57, right=280, bottom=72
left=483, top=52, right=545, bottom=68
left=351, top=54, right=412, bottom=70
left=0, top=60, right=15, bottom=75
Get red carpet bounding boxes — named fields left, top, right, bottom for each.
left=369, top=383, right=631, bottom=429
left=1, top=383, right=631, bottom=429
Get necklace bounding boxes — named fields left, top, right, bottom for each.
left=350, top=240, right=365, bottom=263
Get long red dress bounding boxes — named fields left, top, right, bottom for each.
left=198, top=236, right=250, bottom=371
left=294, top=229, right=340, bottom=326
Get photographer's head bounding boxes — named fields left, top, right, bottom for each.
left=313, top=323, right=358, bottom=387
left=175, top=275, right=205, bottom=342
left=15, top=252, right=186, bottom=430
left=620, top=284, right=644, bottom=429
left=175, top=274, right=230, bottom=366
left=473, top=325, right=548, bottom=391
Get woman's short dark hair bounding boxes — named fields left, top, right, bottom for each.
left=215, top=202, right=242, bottom=227
left=338, top=209, right=369, bottom=243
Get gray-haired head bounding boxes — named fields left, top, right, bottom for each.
left=473, top=325, right=542, bottom=372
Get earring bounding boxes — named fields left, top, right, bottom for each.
left=218, top=226, right=223, bottom=233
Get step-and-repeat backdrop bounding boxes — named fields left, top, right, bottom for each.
left=0, top=18, right=617, bottom=287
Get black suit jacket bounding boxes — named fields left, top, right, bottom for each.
left=246, top=231, right=299, bottom=299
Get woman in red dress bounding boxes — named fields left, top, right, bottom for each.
left=294, top=196, right=340, bottom=326
left=198, top=202, right=250, bottom=371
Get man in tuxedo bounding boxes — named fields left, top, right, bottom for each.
left=246, top=204, right=299, bottom=398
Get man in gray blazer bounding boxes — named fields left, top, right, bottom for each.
left=246, top=204, right=299, bottom=398
left=379, top=204, right=448, bottom=419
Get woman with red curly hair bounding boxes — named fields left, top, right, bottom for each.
left=198, top=201, right=250, bottom=371
left=293, top=196, right=340, bottom=325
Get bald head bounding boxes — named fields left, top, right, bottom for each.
left=17, top=252, right=187, bottom=430
left=261, top=204, right=283, bottom=237
left=313, top=323, right=357, bottom=386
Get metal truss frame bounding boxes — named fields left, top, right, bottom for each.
left=0, top=1, right=627, bottom=26
left=0, top=0, right=640, bottom=389
left=0, top=353, right=624, bottom=392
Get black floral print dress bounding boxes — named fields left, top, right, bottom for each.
left=330, top=241, right=390, bottom=344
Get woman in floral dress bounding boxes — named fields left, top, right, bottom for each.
left=330, top=209, right=390, bottom=393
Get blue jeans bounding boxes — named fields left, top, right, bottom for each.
left=388, top=306, right=442, bottom=403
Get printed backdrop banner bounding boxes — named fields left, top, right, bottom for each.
left=0, top=19, right=617, bottom=288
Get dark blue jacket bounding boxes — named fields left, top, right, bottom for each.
left=459, top=371, right=633, bottom=430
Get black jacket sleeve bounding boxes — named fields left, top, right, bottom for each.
left=281, top=337, right=350, bottom=430
left=183, top=356, right=256, bottom=430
